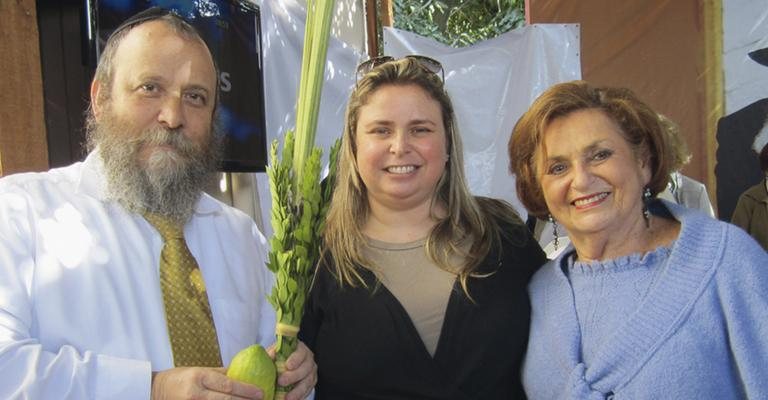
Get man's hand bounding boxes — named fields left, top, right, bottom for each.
left=151, top=367, right=264, bottom=400
left=267, top=341, right=317, bottom=400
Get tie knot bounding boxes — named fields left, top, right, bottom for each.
left=144, top=212, right=184, bottom=240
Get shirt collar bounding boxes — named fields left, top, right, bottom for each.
left=77, top=149, right=109, bottom=201
left=195, top=191, right=222, bottom=214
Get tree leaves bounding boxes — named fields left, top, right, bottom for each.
left=393, top=0, right=526, bottom=47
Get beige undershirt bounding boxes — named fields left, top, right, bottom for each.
left=364, top=237, right=459, bottom=356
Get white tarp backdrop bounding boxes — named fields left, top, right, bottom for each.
left=256, top=0, right=580, bottom=236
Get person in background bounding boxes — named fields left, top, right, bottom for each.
left=731, top=143, right=768, bottom=250
left=715, top=43, right=768, bottom=221
left=659, top=171, right=714, bottom=216
left=300, top=56, right=545, bottom=399
left=655, top=114, right=715, bottom=217
left=508, top=80, right=768, bottom=399
left=0, top=8, right=315, bottom=399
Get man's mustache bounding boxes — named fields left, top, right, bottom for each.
left=130, top=127, right=200, bottom=159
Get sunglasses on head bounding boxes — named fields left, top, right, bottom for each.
left=355, top=55, right=444, bottom=83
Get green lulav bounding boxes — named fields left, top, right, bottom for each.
left=265, top=2, right=337, bottom=399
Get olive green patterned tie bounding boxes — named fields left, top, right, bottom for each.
left=144, top=212, right=222, bottom=367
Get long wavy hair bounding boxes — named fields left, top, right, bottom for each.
left=324, top=57, right=526, bottom=295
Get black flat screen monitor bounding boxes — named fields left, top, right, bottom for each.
left=90, top=0, right=267, bottom=172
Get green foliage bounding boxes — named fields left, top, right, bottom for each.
left=393, top=0, right=526, bottom=47
left=266, top=132, right=340, bottom=396
left=264, top=1, right=339, bottom=397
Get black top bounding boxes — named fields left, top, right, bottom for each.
left=300, top=219, right=546, bottom=400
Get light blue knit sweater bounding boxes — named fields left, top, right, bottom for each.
left=523, top=200, right=768, bottom=399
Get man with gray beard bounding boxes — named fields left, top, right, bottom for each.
left=0, top=8, right=315, bottom=400
left=90, top=97, right=222, bottom=222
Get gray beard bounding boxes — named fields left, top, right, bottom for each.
left=88, top=110, right=222, bottom=222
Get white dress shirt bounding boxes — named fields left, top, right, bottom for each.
left=0, top=151, right=276, bottom=399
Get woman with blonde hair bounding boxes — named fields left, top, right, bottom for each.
left=300, top=56, right=545, bottom=399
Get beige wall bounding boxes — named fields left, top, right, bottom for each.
left=0, top=0, right=48, bottom=176
left=527, top=0, right=722, bottom=206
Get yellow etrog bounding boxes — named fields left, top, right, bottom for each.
left=227, top=344, right=276, bottom=400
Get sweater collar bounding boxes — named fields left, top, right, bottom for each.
left=548, top=200, right=723, bottom=393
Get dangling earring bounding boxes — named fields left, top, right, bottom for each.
left=642, top=187, right=652, bottom=227
left=548, top=214, right=559, bottom=251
